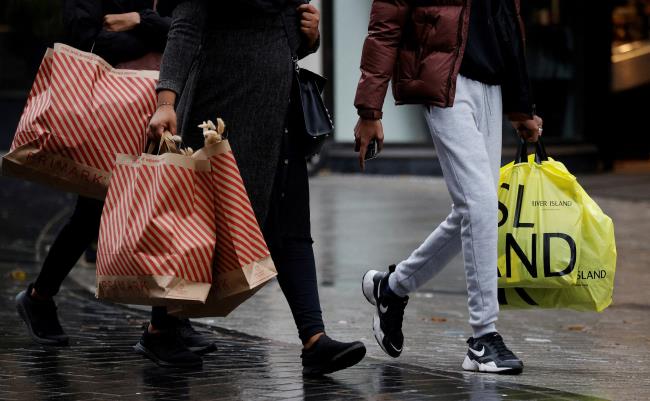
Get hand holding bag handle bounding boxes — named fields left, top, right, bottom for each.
left=515, top=137, right=549, bottom=164
left=145, top=131, right=180, bottom=155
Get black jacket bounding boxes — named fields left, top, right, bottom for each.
left=62, top=0, right=171, bottom=65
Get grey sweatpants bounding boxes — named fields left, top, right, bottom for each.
left=388, top=75, right=503, bottom=337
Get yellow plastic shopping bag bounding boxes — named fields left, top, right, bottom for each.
left=497, top=140, right=616, bottom=291
left=498, top=206, right=616, bottom=312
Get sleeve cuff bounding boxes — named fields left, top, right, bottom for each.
left=357, top=109, right=383, bottom=120
left=156, top=79, right=182, bottom=96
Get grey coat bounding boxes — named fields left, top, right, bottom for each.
left=157, top=0, right=316, bottom=225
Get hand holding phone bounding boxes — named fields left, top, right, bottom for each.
left=354, top=118, right=384, bottom=170
left=364, top=139, right=379, bottom=161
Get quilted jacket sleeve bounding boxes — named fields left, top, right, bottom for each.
left=354, top=0, right=411, bottom=120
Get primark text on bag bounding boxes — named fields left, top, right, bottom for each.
left=1, top=44, right=158, bottom=199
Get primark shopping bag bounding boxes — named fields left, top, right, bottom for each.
left=497, top=139, right=616, bottom=288
left=170, top=120, right=277, bottom=317
left=1, top=43, right=157, bottom=200
left=96, top=133, right=216, bottom=306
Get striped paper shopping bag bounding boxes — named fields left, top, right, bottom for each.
left=170, top=126, right=277, bottom=317
left=1, top=43, right=157, bottom=200
left=96, top=149, right=216, bottom=306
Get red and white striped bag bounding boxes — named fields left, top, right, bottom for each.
left=1, top=43, right=157, bottom=200
left=170, top=126, right=277, bottom=317
left=96, top=136, right=216, bottom=305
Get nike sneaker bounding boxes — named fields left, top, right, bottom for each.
left=361, top=265, right=408, bottom=358
left=462, top=332, right=524, bottom=374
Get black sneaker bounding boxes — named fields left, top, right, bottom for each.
left=462, top=332, right=523, bottom=375
left=301, top=335, right=366, bottom=376
left=134, top=326, right=203, bottom=368
left=176, top=318, right=217, bottom=355
left=15, top=285, right=69, bottom=346
left=361, top=265, right=408, bottom=358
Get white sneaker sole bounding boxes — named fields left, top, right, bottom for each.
left=362, top=270, right=401, bottom=357
left=462, top=355, right=521, bottom=374
left=362, top=270, right=380, bottom=306
left=372, top=313, right=390, bottom=355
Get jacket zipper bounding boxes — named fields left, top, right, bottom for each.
left=446, top=0, right=467, bottom=107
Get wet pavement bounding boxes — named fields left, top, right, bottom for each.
left=1, top=172, right=649, bottom=400
left=1, top=261, right=606, bottom=401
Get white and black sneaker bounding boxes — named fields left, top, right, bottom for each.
left=361, top=265, right=408, bottom=358
left=462, top=332, right=523, bottom=375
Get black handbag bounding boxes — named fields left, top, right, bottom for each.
left=282, top=13, right=333, bottom=157
left=289, top=59, right=334, bottom=157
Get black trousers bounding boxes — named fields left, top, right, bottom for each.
left=262, top=127, right=325, bottom=344
left=33, top=196, right=103, bottom=297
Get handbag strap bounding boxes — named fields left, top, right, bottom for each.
left=279, top=9, right=301, bottom=68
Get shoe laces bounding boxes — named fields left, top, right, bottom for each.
left=480, top=333, right=515, bottom=359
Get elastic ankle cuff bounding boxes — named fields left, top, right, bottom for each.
left=472, top=323, right=497, bottom=338
left=387, top=272, right=409, bottom=298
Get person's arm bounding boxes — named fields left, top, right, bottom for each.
left=149, top=0, right=206, bottom=139
left=296, top=3, right=320, bottom=59
left=156, top=0, right=205, bottom=98
left=62, top=0, right=102, bottom=51
left=135, top=9, right=173, bottom=51
left=353, top=0, right=410, bottom=169
left=497, top=2, right=543, bottom=142
left=63, top=1, right=149, bottom=64
left=354, top=0, right=411, bottom=120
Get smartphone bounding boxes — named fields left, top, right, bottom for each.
left=364, top=139, right=379, bottom=161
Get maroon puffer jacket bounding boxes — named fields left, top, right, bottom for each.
left=354, top=0, right=524, bottom=120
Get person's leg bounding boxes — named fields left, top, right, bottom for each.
left=273, top=237, right=366, bottom=376
left=149, top=306, right=179, bottom=332
left=461, top=79, right=523, bottom=375
left=33, top=196, right=103, bottom=298
left=134, top=306, right=203, bottom=368
left=274, top=238, right=325, bottom=345
left=387, top=77, right=504, bottom=299
left=388, top=208, right=462, bottom=297
left=147, top=306, right=216, bottom=354
left=362, top=75, right=501, bottom=359
left=422, top=75, right=500, bottom=337
left=267, top=147, right=365, bottom=375
left=16, top=196, right=103, bottom=345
